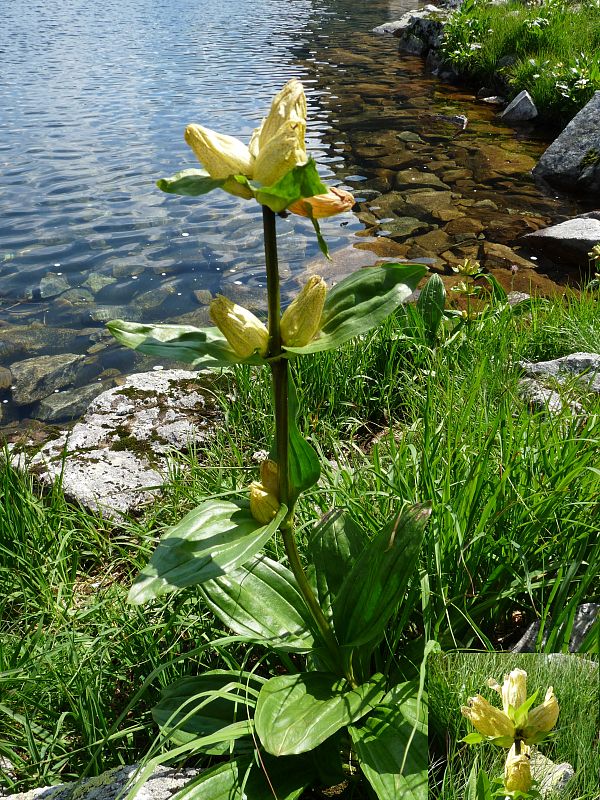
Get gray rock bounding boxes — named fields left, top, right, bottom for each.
left=512, top=603, right=599, bottom=652
left=88, top=306, right=144, bottom=323
left=0, top=367, right=12, bottom=392
left=533, top=91, right=600, bottom=195
left=394, top=6, right=449, bottom=54
left=81, top=273, right=117, bottom=294
left=372, top=20, right=409, bottom=35
left=506, top=291, right=531, bottom=306
left=32, top=382, right=114, bottom=423
left=11, top=370, right=222, bottom=517
left=380, top=216, right=430, bottom=239
left=518, top=377, right=584, bottom=416
left=3, top=764, right=199, bottom=800
left=522, top=212, right=600, bottom=265
left=394, top=169, right=450, bottom=191
left=519, top=352, right=600, bottom=393
left=531, top=749, right=574, bottom=797
left=39, top=272, right=70, bottom=299
left=10, top=354, right=86, bottom=405
left=500, top=90, right=538, bottom=122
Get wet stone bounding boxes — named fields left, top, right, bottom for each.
left=10, top=353, right=86, bottom=405
left=0, top=367, right=12, bottom=392
left=193, top=289, right=213, bottom=306
left=394, top=169, right=450, bottom=191
left=59, top=288, right=95, bottom=304
left=82, top=272, right=117, bottom=294
left=33, top=381, right=115, bottom=423
left=397, top=131, right=424, bottom=144
left=380, top=217, right=430, bottom=239
left=444, top=217, right=485, bottom=238
left=481, top=241, right=534, bottom=270
left=39, top=272, right=70, bottom=299
left=408, top=229, right=453, bottom=254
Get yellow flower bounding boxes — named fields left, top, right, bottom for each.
left=461, top=695, right=515, bottom=741
left=259, top=459, right=279, bottom=495
left=209, top=295, right=269, bottom=359
left=451, top=258, right=481, bottom=277
left=488, top=669, right=528, bottom=715
left=522, top=686, right=559, bottom=742
left=287, top=186, right=355, bottom=219
left=504, top=743, right=532, bottom=794
left=281, top=276, right=327, bottom=347
left=249, top=481, right=280, bottom=524
left=184, top=79, right=307, bottom=195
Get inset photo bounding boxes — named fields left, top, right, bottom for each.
left=428, top=652, right=599, bottom=799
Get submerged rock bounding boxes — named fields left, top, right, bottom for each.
left=533, top=91, right=600, bottom=195
left=10, top=370, right=222, bottom=517
left=10, top=353, right=86, bottom=405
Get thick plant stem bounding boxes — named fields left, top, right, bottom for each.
left=262, top=206, right=351, bottom=683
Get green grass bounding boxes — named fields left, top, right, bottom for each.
left=440, top=0, right=600, bottom=126
left=1, top=291, right=599, bottom=791
left=428, top=652, right=600, bottom=799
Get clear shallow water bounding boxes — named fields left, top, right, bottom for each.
left=0, top=0, right=586, bottom=425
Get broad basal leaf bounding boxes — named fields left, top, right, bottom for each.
left=201, top=555, right=317, bottom=652
left=157, top=168, right=226, bottom=197
left=307, top=509, right=368, bottom=621
left=333, top=504, right=430, bottom=650
left=254, top=671, right=386, bottom=756
left=349, top=681, right=428, bottom=800
left=107, top=320, right=267, bottom=368
left=153, top=670, right=265, bottom=752
left=416, top=273, right=446, bottom=344
left=128, top=500, right=287, bottom=604
left=283, top=263, right=428, bottom=355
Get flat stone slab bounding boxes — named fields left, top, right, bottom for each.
left=9, top=370, right=222, bottom=517
left=523, top=212, right=600, bottom=265
left=2, top=765, right=199, bottom=800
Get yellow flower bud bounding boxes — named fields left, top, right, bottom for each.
left=254, top=79, right=307, bottom=152
left=184, top=124, right=253, bottom=180
left=260, top=459, right=279, bottom=495
left=522, top=686, right=559, bottom=741
left=504, top=743, right=532, bottom=794
left=209, top=295, right=269, bottom=359
left=287, top=186, right=355, bottom=219
left=501, top=669, right=528, bottom=716
left=461, top=695, right=515, bottom=740
left=281, top=276, right=327, bottom=348
left=249, top=481, right=280, bottom=524
left=252, top=119, right=307, bottom=186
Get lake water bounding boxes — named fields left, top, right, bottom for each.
left=0, top=0, right=586, bottom=426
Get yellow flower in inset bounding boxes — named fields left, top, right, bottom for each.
left=249, top=481, right=280, bottom=524
left=281, top=276, right=327, bottom=348
left=185, top=79, right=307, bottom=195
left=209, top=295, right=269, bottom=359
left=522, top=686, right=559, bottom=742
left=504, top=743, right=532, bottom=794
left=461, top=695, right=515, bottom=741
left=260, top=459, right=279, bottom=495
left=488, top=668, right=528, bottom=716
left=287, top=186, right=355, bottom=219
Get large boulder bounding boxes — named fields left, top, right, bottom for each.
left=533, top=92, right=600, bottom=195
left=374, top=6, right=449, bottom=55
left=522, top=212, right=600, bottom=266
left=9, top=370, right=222, bottom=517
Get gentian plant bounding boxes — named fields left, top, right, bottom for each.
left=461, top=669, right=559, bottom=798
left=109, top=80, right=433, bottom=800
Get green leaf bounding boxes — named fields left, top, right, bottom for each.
left=255, top=672, right=386, bottom=756
left=284, top=263, right=428, bottom=355
left=348, top=681, right=428, bottom=800
left=307, top=509, right=368, bottom=622
left=461, top=732, right=486, bottom=745
left=481, top=272, right=508, bottom=302
left=255, top=159, right=328, bottom=213
left=416, top=273, right=446, bottom=344
left=107, top=320, right=267, bottom=368
left=309, top=214, right=330, bottom=260
left=511, top=689, right=539, bottom=728
left=128, top=500, right=287, bottom=604
left=152, top=670, right=265, bottom=752
left=333, top=504, right=430, bottom=650
left=287, top=372, right=321, bottom=505
left=201, top=555, right=316, bottom=652
left=157, top=168, right=226, bottom=197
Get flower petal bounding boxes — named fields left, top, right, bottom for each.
left=253, top=119, right=307, bottom=187
left=185, top=124, right=253, bottom=180
left=257, top=79, right=307, bottom=152
left=288, top=186, right=354, bottom=219
left=461, top=695, right=515, bottom=740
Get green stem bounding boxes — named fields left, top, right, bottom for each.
left=262, top=206, right=351, bottom=683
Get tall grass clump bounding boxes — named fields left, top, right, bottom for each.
left=440, top=0, right=600, bottom=125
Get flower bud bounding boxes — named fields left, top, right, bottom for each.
left=209, top=295, right=269, bottom=359
left=287, top=186, right=354, bottom=219
left=260, top=459, right=279, bottom=495
left=504, top=743, right=532, bottom=794
left=249, top=481, right=280, bottom=524
left=185, top=124, right=253, bottom=179
left=281, top=276, right=327, bottom=348
left=461, top=695, right=515, bottom=740
left=501, top=669, right=528, bottom=716
left=522, top=686, right=559, bottom=741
